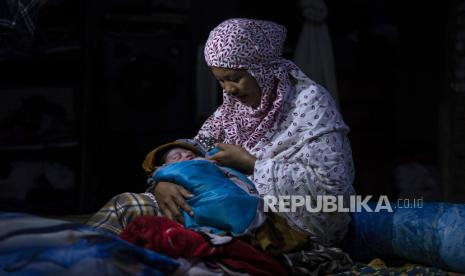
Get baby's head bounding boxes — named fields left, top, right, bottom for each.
left=142, top=139, right=205, bottom=176
left=163, top=147, right=198, bottom=164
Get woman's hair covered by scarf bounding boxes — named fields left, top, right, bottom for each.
left=204, top=18, right=286, bottom=69
left=200, top=18, right=301, bottom=150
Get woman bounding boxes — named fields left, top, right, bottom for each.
left=155, top=18, right=355, bottom=246
left=88, top=18, right=354, bottom=247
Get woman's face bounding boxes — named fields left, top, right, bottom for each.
left=211, top=67, right=262, bottom=108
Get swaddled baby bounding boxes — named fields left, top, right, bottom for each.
left=147, top=141, right=264, bottom=236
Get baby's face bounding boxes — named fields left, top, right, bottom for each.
left=164, top=147, right=197, bottom=164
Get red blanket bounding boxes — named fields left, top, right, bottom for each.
left=121, top=215, right=287, bottom=275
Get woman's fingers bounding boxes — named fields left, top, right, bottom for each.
left=177, top=187, right=194, bottom=216
left=154, top=181, right=193, bottom=223
left=174, top=195, right=194, bottom=217
left=178, top=186, right=194, bottom=198
left=165, top=197, right=185, bottom=224
left=207, top=150, right=225, bottom=161
left=207, top=146, right=230, bottom=163
left=207, top=143, right=256, bottom=174
left=214, top=143, right=228, bottom=150
left=159, top=202, right=174, bottom=220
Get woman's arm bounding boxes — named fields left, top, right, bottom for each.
left=253, top=131, right=355, bottom=246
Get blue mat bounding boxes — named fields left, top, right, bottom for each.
left=0, top=212, right=179, bottom=276
left=342, top=202, right=465, bottom=273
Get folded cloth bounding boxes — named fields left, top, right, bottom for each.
left=120, top=215, right=288, bottom=275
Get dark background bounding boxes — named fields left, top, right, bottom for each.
left=0, top=0, right=463, bottom=215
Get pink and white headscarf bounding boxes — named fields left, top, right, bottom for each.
left=199, top=18, right=301, bottom=150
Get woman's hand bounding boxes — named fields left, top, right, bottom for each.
left=153, top=181, right=194, bottom=224
left=207, top=143, right=257, bottom=174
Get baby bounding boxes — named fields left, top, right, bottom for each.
left=147, top=141, right=263, bottom=236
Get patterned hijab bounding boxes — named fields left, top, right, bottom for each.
left=201, top=18, right=300, bottom=150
